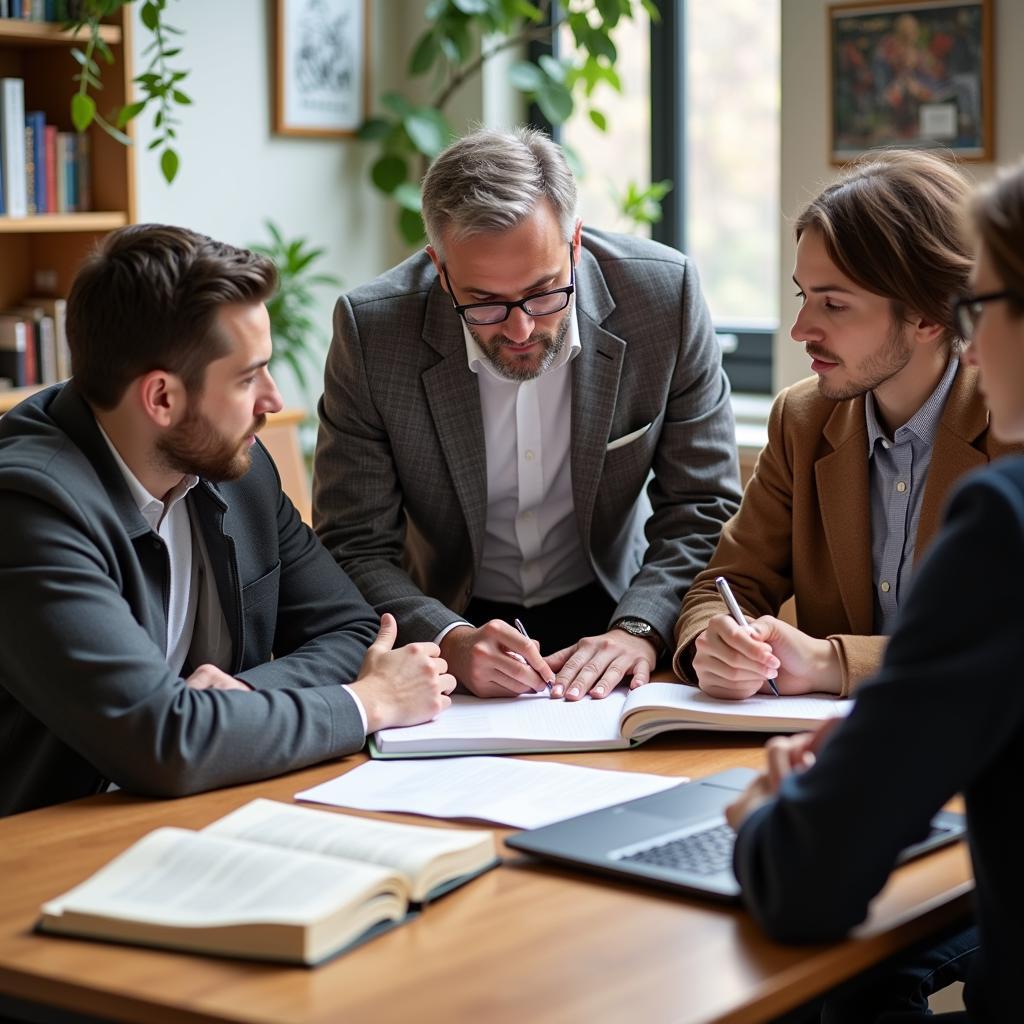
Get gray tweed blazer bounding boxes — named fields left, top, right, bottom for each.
left=313, top=228, right=742, bottom=648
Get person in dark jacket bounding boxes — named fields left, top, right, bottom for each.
left=0, top=224, right=455, bottom=817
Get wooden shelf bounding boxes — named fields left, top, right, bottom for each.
left=0, top=18, right=121, bottom=47
left=0, top=212, right=129, bottom=233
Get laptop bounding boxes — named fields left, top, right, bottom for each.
left=505, top=767, right=966, bottom=902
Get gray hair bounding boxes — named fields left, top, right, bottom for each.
left=421, top=126, right=578, bottom=257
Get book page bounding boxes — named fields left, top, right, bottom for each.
left=296, top=757, right=687, bottom=829
left=621, top=683, right=853, bottom=740
left=204, top=799, right=493, bottom=888
left=375, top=691, right=629, bottom=752
left=42, top=827, right=402, bottom=927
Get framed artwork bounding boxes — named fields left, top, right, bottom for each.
left=274, top=0, right=368, bottom=137
left=829, top=0, right=994, bottom=163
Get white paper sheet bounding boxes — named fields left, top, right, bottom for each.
left=295, top=757, right=688, bottom=829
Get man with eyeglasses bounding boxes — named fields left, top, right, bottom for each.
left=314, top=126, right=741, bottom=701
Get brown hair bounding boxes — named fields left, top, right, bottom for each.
left=67, top=223, right=278, bottom=409
left=795, top=149, right=973, bottom=351
left=970, top=159, right=1024, bottom=316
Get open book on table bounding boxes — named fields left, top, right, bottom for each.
left=39, top=798, right=498, bottom=966
left=371, top=682, right=853, bottom=757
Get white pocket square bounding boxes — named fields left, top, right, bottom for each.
left=606, top=422, right=653, bottom=451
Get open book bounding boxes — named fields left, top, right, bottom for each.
left=372, top=682, right=853, bottom=757
left=39, top=798, right=498, bottom=966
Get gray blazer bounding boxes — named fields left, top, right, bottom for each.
left=314, top=229, right=741, bottom=647
left=0, top=384, right=374, bottom=816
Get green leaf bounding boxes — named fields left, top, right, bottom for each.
left=586, top=28, right=617, bottom=62
left=408, top=30, right=440, bottom=75
left=140, top=1, right=159, bottom=31
left=440, top=18, right=473, bottom=62
left=116, top=99, right=147, bottom=128
left=357, top=117, right=392, bottom=141
left=71, top=92, right=96, bottom=133
left=424, top=0, right=448, bottom=19
left=393, top=182, right=423, bottom=212
left=588, top=108, right=607, bottom=132
left=382, top=92, right=413, bottom=118
left=538, top=54, right=566, bottom=83
left=70, top=48, right=100, bottom=74
left=535, top=78, right=573, bottom=124
left=399, top=207, right=426, bottom=245
left=371, top=154, right=408, bottom=193
left=160, top=147, right=180, bottom=183
left=403, top=108, right=449, bottom=158
left=172, top=89, right=192, bottom=104
left=596, top=0, right=622, bottom=28
left=640, top=0, right=661, bottom=23
left=508, top=60, right=543, bottom=91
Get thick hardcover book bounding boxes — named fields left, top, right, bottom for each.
left=39, top=798, right=499, bottom=966
left=371, top=683, right=854, bottom=758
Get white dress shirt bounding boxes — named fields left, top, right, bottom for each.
left=467, top=307, right=595, bottom=604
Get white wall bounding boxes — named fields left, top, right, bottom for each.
left=131, top=1, right=489, bottom=410
left=776, top=0, right=1024, bottom=391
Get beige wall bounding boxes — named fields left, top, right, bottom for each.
left=775, top=0, right=1024, bottom=391
left=131, top=1, right=500, bottom=411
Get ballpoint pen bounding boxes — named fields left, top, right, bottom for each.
left=714, top=576, right=781, bottom=697
left=513, top=617, right=552, bottom=690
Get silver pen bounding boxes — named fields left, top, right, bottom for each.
left=513, top=617, right=551, bottom=691
left=714, top=576, right=780, bottom=697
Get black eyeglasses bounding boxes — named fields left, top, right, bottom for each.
left=441, top=243, right=575, bottom=326
left=954, top=289, right=1023, bottom=340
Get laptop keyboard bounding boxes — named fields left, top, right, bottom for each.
left=611, top=820, right=734, bottom=876
left=612, top=820, right=957, bottom=877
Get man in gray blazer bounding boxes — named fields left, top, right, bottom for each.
left=315, top=127, right=741, bottom=701
left=0, top=224, right=454, bottom=817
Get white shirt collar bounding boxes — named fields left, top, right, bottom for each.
left=96, top=423, right=199, bottom=528
left=463, top=304, right=581, bottom=382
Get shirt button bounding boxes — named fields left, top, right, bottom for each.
left=896, top=481, right=907, bottom=493
left=880, top=580, right=891, bottom=593
left=524, top=449, right=535, bottom=461
left=881, top=440, right=891, bottom=449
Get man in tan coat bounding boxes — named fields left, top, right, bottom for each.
left=674, top=150, right=1016, bottom=699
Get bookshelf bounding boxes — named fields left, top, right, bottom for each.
left=0, top=11, right=135, bottom=310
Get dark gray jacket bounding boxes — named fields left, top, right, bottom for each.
left=0, top=383, right=375, bottom=816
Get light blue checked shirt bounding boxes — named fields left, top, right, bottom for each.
left=865, top=355, right=959, bottom=634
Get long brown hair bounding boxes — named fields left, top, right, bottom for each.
left=795, top=149, right=973, bottom=349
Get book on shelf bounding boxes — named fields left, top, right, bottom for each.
left=0, top=78, right=27, bottom=218
left=0, top=315, right=28, bottom=388
left=22, top=295, right=68, bottom=379
left=38, top=798, right=499, bottom=966
left=371, top=682, right=854, bottom=758
left=0, top=80, right=93, bottom=216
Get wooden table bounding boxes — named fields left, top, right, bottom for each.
left=0, top=737, right=973, bottom=1024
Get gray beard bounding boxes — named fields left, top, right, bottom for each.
left=472, top=310, right=571, bottom=382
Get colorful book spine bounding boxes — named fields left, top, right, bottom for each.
left=25, top=112, right=46, bottom=215
left=44, top=124, right=56, bottom=213
left=55, top=131, right=69, bottom=213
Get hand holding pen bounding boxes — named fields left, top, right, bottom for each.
left=712, top=576, right=781, bottom=697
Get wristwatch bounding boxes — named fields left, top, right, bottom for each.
left=610, top=617, right=664, bottom=656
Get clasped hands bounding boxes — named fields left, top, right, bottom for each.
left=439, top=619, right=658, bottom=700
